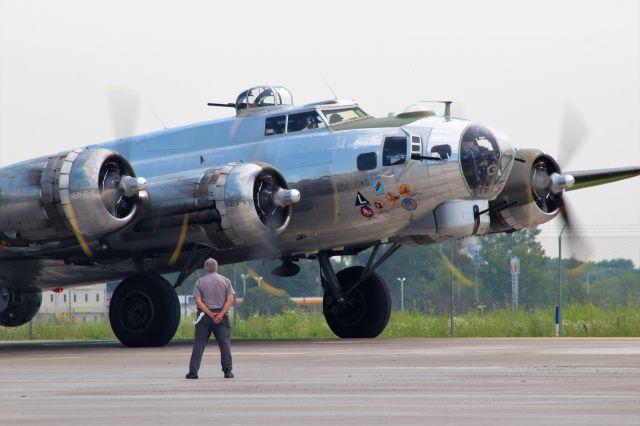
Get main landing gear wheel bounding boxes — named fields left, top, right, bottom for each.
left=322, top=266, right=391, bottom=338
left=109, top=273, right=180, bottom=347
left=0, top=288, right=42, bottom=327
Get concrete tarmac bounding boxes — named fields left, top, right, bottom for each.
left=0, top=338, right=639, bottom=425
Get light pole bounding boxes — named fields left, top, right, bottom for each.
left=396, top=277, right=406, bottom=311
left=257, top=276, right=263, bottom=288
left=240, top=273, right=249, bottom=297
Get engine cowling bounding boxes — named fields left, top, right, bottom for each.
left=213, top=162, right=299, bottom=247
left=488, top=149, right=563, bottom=233
left=0, top=148, right=146, bottom=247
left=130, top=162, right=300, bottom=250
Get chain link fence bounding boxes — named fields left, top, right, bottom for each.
left=17, top=226, right=638, bottom=339
left=173, top=226, right=640, bottom=337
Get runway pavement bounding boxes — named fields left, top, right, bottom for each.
left=0, top=338, right=639, bottom=425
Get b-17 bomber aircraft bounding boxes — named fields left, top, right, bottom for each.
left=1, top=86, right=638, bottom=346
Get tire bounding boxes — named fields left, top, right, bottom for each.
left=109, top=273, right=180, bottom=347
left=0, top=288, right=42, bottom=327
left=322, top=266, right=391, bottom=338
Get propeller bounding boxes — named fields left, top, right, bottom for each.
left=107, top=86, right=141, bottom=140
left=103, top=87, right=149, bottom=220
left=525, top=102, right=587, bottom=223
left=549, top=102, right=592, bottom=263
left=250, top=169, right=302, bottom=275
left=557, top=103, right=589, bottom=166
left=98, top=158, right=147, bottom=219
left=253, top=170, right=301, bottom=268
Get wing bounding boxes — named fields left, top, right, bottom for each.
left=564, top=166, right=640, bottom=191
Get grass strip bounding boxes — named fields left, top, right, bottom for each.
left=1, top=304, right=638, bottom=341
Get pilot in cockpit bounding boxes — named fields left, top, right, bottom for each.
left=461, top=135, right=480, bottom=160
left=303, top=115, right=318, bottom=130
left=461, top=135, right=481, bottom=186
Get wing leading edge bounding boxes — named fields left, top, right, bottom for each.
left=564, top=166, right=640, bottom=191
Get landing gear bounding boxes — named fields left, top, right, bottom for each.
left=109, top=273, right=180, bottom=347
left=0, top=287, right=42, bottom=327
left=319, top=243, right=400, bottom=338
left=322, top=266, right=391, bottom=338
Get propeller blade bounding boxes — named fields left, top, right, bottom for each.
left=557, top=197, right=594, bottom=264
left=558, top=102, right=589, bottom=166
left=557, top=196, right=572, bottom=228
left=107, top=86, right=141, bottom=139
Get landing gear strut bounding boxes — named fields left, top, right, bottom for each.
left=319, top=243, right=400, bottom=338
left=109, top=273, right=180, bottom=347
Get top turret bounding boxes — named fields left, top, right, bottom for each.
left=234, top=86, right=293, bottom=115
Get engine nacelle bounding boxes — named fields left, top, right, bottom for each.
left=488, top=149, right=561, bottom=233
left=133, top=162, right=299, bottom=250
left=0, top=148, right=146, bottom=246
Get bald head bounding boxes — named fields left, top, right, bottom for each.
left=204, top=258, right=218, bottom=273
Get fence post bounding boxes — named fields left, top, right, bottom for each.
left=557, top=226, right=565, bottom=336
left=232, top=264, right=237, bottom=337
left=449, top=241, right=455, bottom=337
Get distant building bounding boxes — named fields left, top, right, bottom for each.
left=38, top=284, right=107, bottom=322
left=37, top=285, right=198, bottom=322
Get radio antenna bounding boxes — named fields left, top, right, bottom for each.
left=146, top=105, right=167, bottom=129
left=320, top=74, right=338, bottom=100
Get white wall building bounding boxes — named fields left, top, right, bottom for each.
left=38, top=284, right=107, bottom=322
left=37, top=285, right=198, bottom=322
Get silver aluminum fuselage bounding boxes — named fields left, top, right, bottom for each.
left=0, top=104, right=511, bottom=289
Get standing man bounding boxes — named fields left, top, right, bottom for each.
left=186, top=258, right=235, bottom=379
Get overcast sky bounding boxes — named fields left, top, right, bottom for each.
left=1, top=0, right=638, bottom=261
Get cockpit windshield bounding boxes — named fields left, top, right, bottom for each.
left=321, top=107, right=367, bottom=126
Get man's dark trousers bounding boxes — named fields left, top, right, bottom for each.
left=188, top=311, right=232, bottom=375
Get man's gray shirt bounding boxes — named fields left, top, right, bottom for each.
left=193, top=273, right=235, bottom=310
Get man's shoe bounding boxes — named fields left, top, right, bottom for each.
left=224, top=371, right=234, bottom=379
left=185, top=373, right=198, bottom=379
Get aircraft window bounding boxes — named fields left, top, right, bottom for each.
left=460, top=125, right=500, bottom=190
left=265, top=115, right=286, bottom=136
left=357, top=152, right=377, bottom=171
left=85, top=294, right=88, bottom=302
left=322, top=107, right=367, bottom=125
left=383, top=137, right=407, bottom=166
left=254, top=89, right=276, bottom=106
left=287, top=111, right=326, bottom=133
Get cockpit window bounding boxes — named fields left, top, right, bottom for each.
left=287, top=111, right=326, bottom=133
left=265, top=115, right=286, bottom=136
left=383, top=137, right=407, bottom=166
left=321, top=107, right=367, bottom=125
